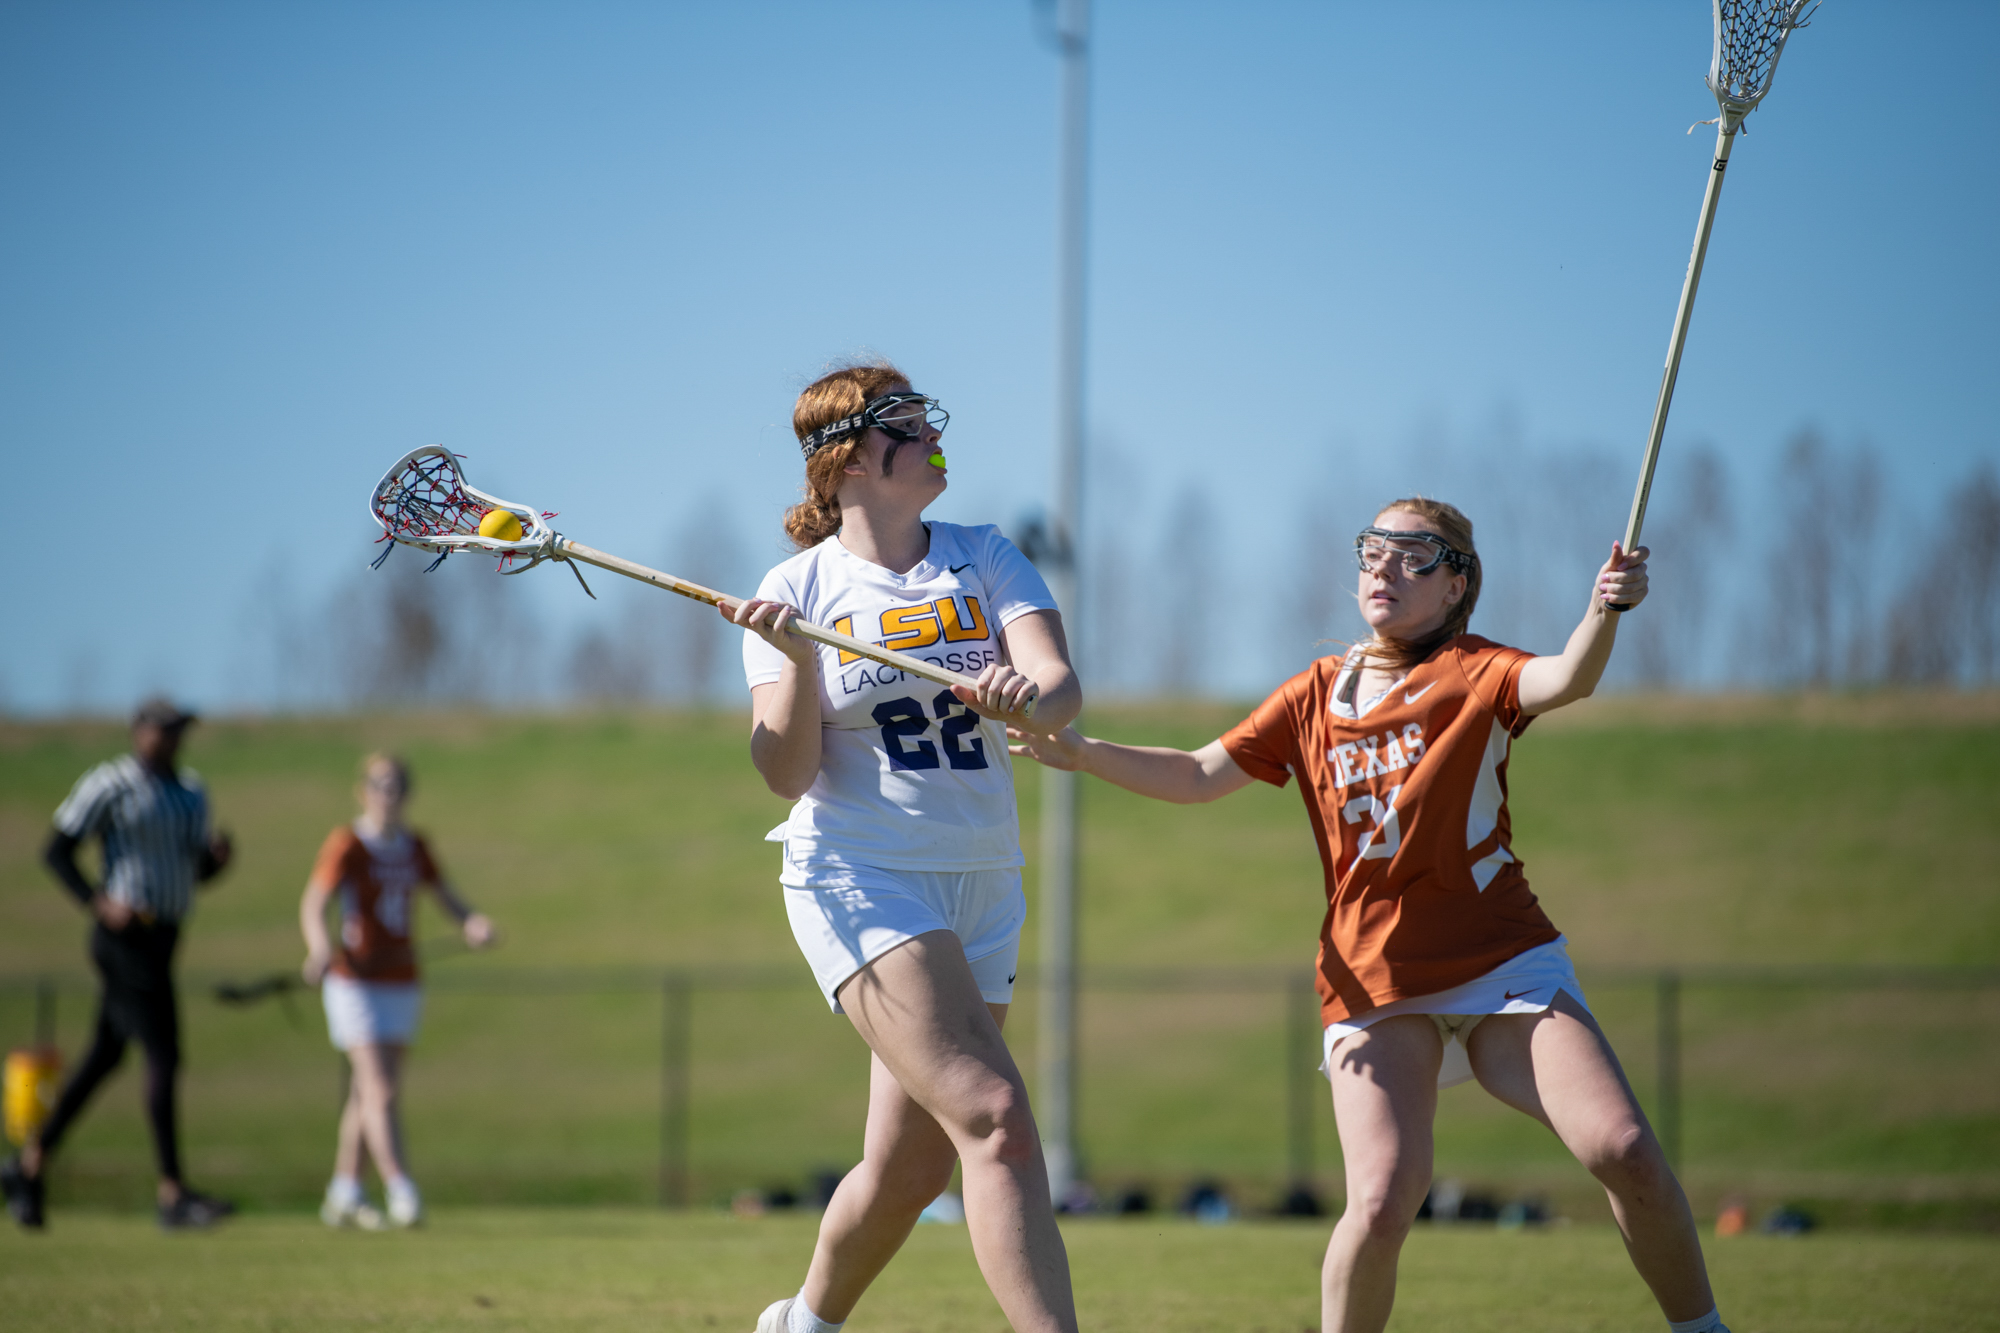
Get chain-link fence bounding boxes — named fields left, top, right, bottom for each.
left=4, top=965, right=1996, bottom=1226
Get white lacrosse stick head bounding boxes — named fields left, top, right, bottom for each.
left=1708, top=0, right=1819, bottom=133
left=368, top=446, right=555, bottom=567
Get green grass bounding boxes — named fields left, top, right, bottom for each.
left=2, top=698, right=1997, bottom=1225
left=1, top=1210, right=1996, bottom=1333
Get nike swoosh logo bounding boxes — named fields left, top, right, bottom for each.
left=1404, top=682, right=1438, bottom=705
left=948, top=562, right=973, bottom=574
left=1502, top=988, right=1535, bottom=1001
left=1007, top=973, right=1018, bottom=984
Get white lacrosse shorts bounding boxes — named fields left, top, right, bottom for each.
left=322, top=975, right=424, bottom=1051
left=1321, top=937, right=1593, bottom=1089
left=780, top=850, right=1026, bottom=1015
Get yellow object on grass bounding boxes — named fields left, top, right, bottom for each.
left=4, top=1047, right=62, bottom=1146
left=479, top=508, right=525, bottom=542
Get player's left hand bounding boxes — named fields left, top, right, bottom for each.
left=954, top=663, right=1042, bottom=725
left=462, top=912, right=497, bottom=950
left=208, top=831, right=234, bottom=870
left=1599, top=542, right=1650, bottom=610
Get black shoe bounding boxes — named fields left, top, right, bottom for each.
left=157, top=1189, right=235, bottom=1230
left=2, top=1157, right=45, bottom=1230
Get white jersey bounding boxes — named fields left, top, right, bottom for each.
left=742, top=521, right=1057, bottom=870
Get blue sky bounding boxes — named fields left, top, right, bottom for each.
left=3, top=1, right=1995, bottom=711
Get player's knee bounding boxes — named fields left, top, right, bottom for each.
left=1342, top=1169, right=1429, bottom=1242
left=957, top=1080, right=1038, bottom=1167
left=1582, top=1119, right=1662, bottom=1186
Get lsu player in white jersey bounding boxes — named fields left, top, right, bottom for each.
left=734, top=361, right=1083, bottom=1333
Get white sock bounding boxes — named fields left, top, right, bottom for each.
left=386, top=1176, right=420, bottom=1207
left=326, top=1175, right=363, bottom=1207
left=786, top=1294, right=844, bottom=1333
left=1669, top=1310, right=1727, bottom=1333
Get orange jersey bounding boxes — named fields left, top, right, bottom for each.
left=1220, top=636, right=1560, bottom=1025
left=310, top=825, right=442, bottom=983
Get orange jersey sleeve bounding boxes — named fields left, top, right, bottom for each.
left=1221, top=637, right=1560, bottom=1025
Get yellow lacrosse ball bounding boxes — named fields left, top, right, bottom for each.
left=479, top=509, right=524, bottom=541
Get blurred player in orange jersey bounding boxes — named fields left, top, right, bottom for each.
left=1011, top=498, right=1732, bottom=1333
left=299, top=752, right=493, bottom=1229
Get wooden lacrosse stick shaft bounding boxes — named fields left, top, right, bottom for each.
left=554, top=538, right=1038, bottom=717
left=1617, top=125, right=1737, bottom=601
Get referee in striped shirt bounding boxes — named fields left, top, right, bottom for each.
left=2, top=697, right=235, bottom=1231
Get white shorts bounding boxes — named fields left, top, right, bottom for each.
left=780, top=849, right=1026, bottom=1015
left=1321, top=937, right=1592, bottom=1089
left=322, top=975, right=423, bottom=1051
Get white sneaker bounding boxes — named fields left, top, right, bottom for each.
left=385, top=1182, right=423, bottom=1229
left=320, top=1197, right=387, bottom=1230
left=754, top=1298, right=794, bottom=1333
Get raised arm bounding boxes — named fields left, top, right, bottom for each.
left=1008, top=729, right=1257, bottom=805
left=1517, top=541, right=1649, bottom=716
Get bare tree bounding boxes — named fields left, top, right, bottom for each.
left=1886, top=463, right=2000, bottom=684
left=1626, top=444, right=1733, bottom=688
left=1753, top=430, right=1881, bottom=686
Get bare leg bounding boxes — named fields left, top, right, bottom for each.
left=822, top=931, right=1077, bottom=1333
left=333, top=1059, right=367, bottom=1181
left=1468, top=992, right=1715, bottom=1322
left=1321, top=1015, right=1443, bottom=1333
left=345, top=1042, right=410, bottom=1185
left=802, top=1037, right=993, bottom=1319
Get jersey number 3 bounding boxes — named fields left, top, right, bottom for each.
left=873, top=690, right=989, bottom=772
left=1342, top=784, right=1402, bottom=861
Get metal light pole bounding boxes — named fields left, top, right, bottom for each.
left=1038, top=0, right=1090, bottom=1207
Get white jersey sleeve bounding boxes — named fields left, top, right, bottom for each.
left=738, top=523, right=1059, bottom=871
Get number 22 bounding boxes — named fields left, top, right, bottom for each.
left=872, top=690, right=989, bottom=772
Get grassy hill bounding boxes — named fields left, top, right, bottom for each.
left=3, top=695, right=1996, bottom=1224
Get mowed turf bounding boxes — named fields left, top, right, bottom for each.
left=2, top=1210, right=1997, bottom=1333
left=1, top=698, right=1997, bottom=1221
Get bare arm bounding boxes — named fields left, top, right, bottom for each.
left=733, top=599, right=825, bottom=801
left=1517, top=542, right=1650, bottom=716
left=299, top=877, right=335, bottom=984
left=971, top=609, right=1081, bottom=734
left=1009, top=729, right=1257, bottom=805
left=425, top=878, right=496, bottom=949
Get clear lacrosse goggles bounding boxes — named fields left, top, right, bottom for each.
left=1354, top=527, right=1478, bottom=577
left=798, top=392, right=950, bottom=458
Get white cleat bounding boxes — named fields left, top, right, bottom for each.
left=386, top=1185, right=423, bottom=1229
left=320, top=1198, right=387, bottom=1230
left=754, top=1298, right=794, bottom=1333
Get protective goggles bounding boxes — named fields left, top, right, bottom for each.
left=1354, top=527, right=1477, bottom=578
left=798, top=393, right=950, bottom=459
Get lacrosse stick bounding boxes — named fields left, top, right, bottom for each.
left=367, top=447, right=1038, bottom=715
left=1613, top=0, right=1819, bottom=607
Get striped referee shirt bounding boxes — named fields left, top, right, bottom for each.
left=52, top=755, right=212, bottom=923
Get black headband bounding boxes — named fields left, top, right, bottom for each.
left=798, top=393, right=947, bottom=459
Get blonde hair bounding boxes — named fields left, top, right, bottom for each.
left=359, top=750, right=411, bottom=795
left=1351, top=497, right=1483, bottom=671
left=782, top=360, right=913, bottom=550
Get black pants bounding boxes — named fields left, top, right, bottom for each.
left=37, top=920, right=183, bottom=1183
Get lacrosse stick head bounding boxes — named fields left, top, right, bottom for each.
left=1708, top=0, right=1819, bottom=133
left=369, top=447, right=555, bottom=567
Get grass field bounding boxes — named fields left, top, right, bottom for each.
left=2, top=697, right=1997, bottom=1227
left=3, top=1209, right=1998, bottom=1333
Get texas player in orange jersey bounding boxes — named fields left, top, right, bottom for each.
left=1011, top=498, right=1732, bottom=1333
left=299, top=752, right=494, bottom=1229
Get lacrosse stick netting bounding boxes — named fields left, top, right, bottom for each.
left=1615, top=0, right=1819, bottom=581
left=364, top=448, right=1037, bottom=712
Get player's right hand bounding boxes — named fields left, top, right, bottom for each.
left=1007, top=724, right=1087, bottom=771
left=91, top=894, right=134, bottom=930
left=727, top=598, right=817, bottom=667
